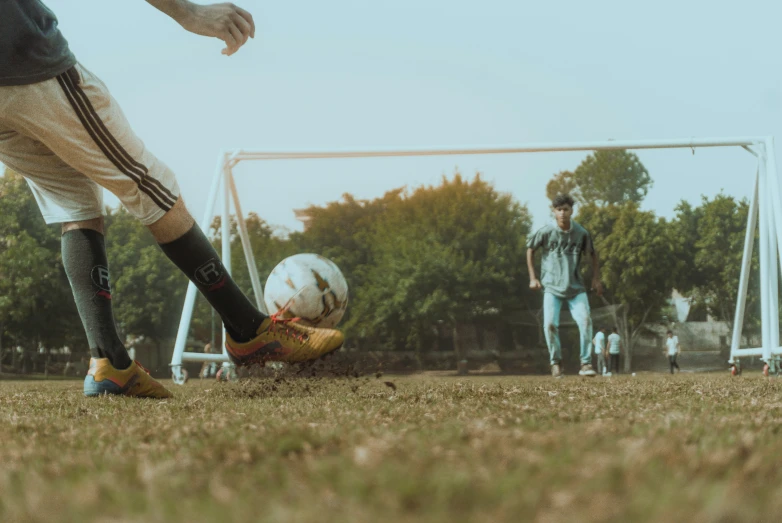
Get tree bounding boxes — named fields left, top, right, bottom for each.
left=545, top=170, right=579, bottom=203
left=347, top=173, right=533, bottom=357
left=575, top=150, right=652, bottom=205
left=577, top=202, right=679, bottom=371
left=0, top=169, right=84, bottom=369
left=547, top=150, right=652, bottom=206
left=290, top=190, right=406, bottom=332
left=671, top=194, right=760, bottom=341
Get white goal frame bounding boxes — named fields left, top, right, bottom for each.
left=169, top=136, right=780, bottom=384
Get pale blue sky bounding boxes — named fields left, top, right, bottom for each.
left=42, top=0, right=782, bottom=232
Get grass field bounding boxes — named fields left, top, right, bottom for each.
left=2, top=369, right=782, bottom=523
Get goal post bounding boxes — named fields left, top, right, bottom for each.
left=169, top=136, right=780, bottom=384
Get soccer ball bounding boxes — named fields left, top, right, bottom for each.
left=263, top=253, right=349, bottom=328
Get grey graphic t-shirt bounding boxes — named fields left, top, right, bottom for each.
left=0, top=0, right=76, bottom=86
left=526, top=220, right=595, bottom=299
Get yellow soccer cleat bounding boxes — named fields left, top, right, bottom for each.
left=84, top=358, right=173, bottom=399
left=225, top=314, right=344, bottom=366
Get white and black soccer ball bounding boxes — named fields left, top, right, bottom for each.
left=263, top=253, right=349, bottom=328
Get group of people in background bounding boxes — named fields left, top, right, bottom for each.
left=592, top=327, right=622, bottom=376
left=591, top=327, right=681, bottom=376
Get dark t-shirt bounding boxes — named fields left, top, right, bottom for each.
left=0, top=0, right=76, bottom=86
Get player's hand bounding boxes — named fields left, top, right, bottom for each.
left=592, top=278, right=604, bottom=296
left=530, top=278, right=543, bottom=291
left=180, top=3, right=255, bottom=56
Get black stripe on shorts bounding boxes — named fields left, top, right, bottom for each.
left=56, top=68, right=176, bottom=211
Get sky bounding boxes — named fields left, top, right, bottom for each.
left=27, top=0, right=782, bottom=233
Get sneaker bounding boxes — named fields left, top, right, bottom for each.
left=84, top=358, right=173, bottom=399
left=551, top=363, right=563, bottom=378
left=226, top=314, right=344, bottom=366
left=579, top=364, right=597, bottom=377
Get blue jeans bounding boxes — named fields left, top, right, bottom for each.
left=543, top=291, right=593, bottom=366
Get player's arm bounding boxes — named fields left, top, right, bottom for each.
left=144, top=0, right=255, bottom=56
left=527, top=248, right=542, bottom=290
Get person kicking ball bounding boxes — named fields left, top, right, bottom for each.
left=0, top=0, right=343, bottom=398
left=526, top=193, right=603, bottom=378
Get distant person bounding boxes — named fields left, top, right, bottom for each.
left=607, top=327, right=622, bottom=374
left=665, top=330, right=681, bottom=374
left=0, top=0, right=343, bottom=398
left=527, top=193, right=603, bottom=378
left=593, top=326, right=608, bottom=376
left=199, top=343, right=218, bottom=379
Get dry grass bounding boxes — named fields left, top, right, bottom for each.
left=1, top=370, right=782, bottom=523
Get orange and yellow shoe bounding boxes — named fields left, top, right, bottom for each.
left=83, top=358, right=173, bottom=399
left=225, top=315, right=344, bottom=366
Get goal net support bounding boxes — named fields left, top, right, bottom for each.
left=169, top=136, right=779, bottom=384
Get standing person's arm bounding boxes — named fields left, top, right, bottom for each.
left=144, top=0, right=255, bottom=56
left=527, top=248, right=542, bottom=291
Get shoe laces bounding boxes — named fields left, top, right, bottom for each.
left=269, top=312, right=310, bottom=343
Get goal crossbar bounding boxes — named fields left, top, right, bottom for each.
left=169, top=136, right=779, bottom=383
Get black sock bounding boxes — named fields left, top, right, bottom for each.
left=159, top=223, right=266, bottom=342
left=62, top=229, right=132, bottom=370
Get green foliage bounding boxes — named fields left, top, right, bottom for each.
left=291, top=191, right=404, bottom=321
left=346, top=174, right=533, bottom=352
left=547, top=150, right=652, bottom=206
left=545, top=170, right=578, bottom=203
left=0, top=170, right=83, bottom=354
left=671, top=194, right=759, bottom=337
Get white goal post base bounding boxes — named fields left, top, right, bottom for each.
left=168, top=136, right=780, bottom=384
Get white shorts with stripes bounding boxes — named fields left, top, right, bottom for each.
left=0, top=63, right=180, bottom=225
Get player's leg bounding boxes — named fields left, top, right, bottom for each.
left=0, top=124, right=129, bottom=366
left=542, top=292, right=563, bottom=377
left=568, top=293, right=596, bottom=376
left=61, top=216, right=132, bottom=370
left=146, top=197, right=265, bottom=342
left=148, top=199, right=343, bottom=364
left=0, top=126, right=170, bottom=398
left=3, top=63, right=341, bottom=366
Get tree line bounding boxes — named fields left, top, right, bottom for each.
left=0, top=152, right=762, bottom=373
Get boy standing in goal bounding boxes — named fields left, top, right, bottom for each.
left=0, top=0, right=344, bottom=398
left=527, top=194, right=603, bottom=378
